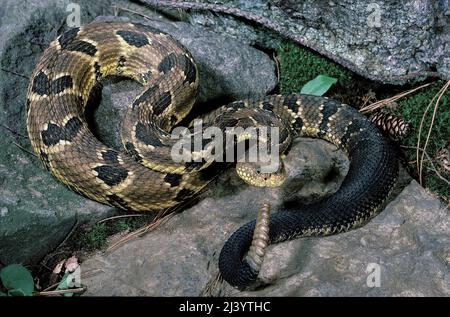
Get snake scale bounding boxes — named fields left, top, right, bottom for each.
left=27, top=21, right=399, bottom=288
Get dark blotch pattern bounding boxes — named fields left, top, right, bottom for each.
left=283, top=94, right=299, bottom=112
left=31, top=72, right=73, bottom=96
left=40, top=151, right=50, bottom=170
left=116, top=30, right=149, bottom=48
left=64, top=117, right=83, bottom=137
left=94, top=62, right=102, bottom=80
left=64, top=40, right=97, bottom=56
left=157, top=52, right=178, bottom=73
left=135, top=122, right=164, bottom=147
left=31, top=71, right=50, bottom=95
left=101, top=150, right=120, bottom=165
left=250, top=112, right=275, bottom=127
left=228, top=101, right=245, bottom=111
left=50, top=75, right=73, bottom=94
left=132, top=85, right=158, bottom=109
left=262, top=101, right=273, bottom=111
left=93, top=165, right=128, bottom=187
left=117, top=56, right=126, bottom=72
left=341, top=118, right=367, bottom=147
left=198, top=164, right=222, bottom=182
left=125, top=142, right=143, bottom=162
left=169, top=115, right=178, bottom=126
left=185, top=161, right=204, bottom=172
left=292, top=116, right=303, bottom=131
left=140, top=71, right=152, bottom=82
left=181, top=55, right=197, bottom=85
left=106, top=194, right=129, bottom=210
left=58, top=27, right=80, bottom=47
left=164, top=173, right=182, bottom=187
left=153, top=91, right=172, bottom=116
left=318, top=101, right=340, bottom=137
left=216, top=116, right=238, bottom=137
left=174, top=188, right=196, bottom=202
left=41, top=117, right=83, bottom=147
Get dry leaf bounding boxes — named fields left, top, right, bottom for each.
left=53, top=259, right=65, bottom=274
left=65, top=256, right=79, bottom=273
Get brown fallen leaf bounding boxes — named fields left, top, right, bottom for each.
left=65, top=256, right=79, bottom=273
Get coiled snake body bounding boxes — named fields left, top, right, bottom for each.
left=27, top=21, right=398, bottom=288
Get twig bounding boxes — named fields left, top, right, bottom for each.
left=56, top=219, right=79, bottom=249
left=416, top=91, right=440, bottom=181
left=35, top=287, right=86, bottom=296
left=112, top=5, right=154, bottom=20
left=401, top=145, right=450, bottom=187
left=423, top=151, right=450, bottom=187
left=0, top=68, right=30, bottom=80
left=200, top=272, right=222, bottom=297
left=272, top=52, right=280, bottom=83
left=417, top=80, right=450, bottom=184
left=104, top=164, right=221, bottom=251
left=97, top=214, right=145, bottom=224
left=42, top=281, right=61, bottom=292
left=13, top=142, right=37, bottom=157
left=106, top=212, right=176, bottom=252
left=1, top=124, right=28, bottom=138
left=359, top=82, right=432, bottom=114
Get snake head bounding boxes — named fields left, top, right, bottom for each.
left=236, top=160, right=286, bottom=187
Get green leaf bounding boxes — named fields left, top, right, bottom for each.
left=57, top=272, right=70, bottom=290
left=0, top=264, right=34, bottom=296
left=57, top=272, right=74, bottom=297
left=0, top=291, right=8, bottom=297
left=301, top=75, right=337, bottom=96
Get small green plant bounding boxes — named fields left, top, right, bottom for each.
left=0, top=264, right=34, bottom=296
left=79, top=215, right=155, bottom=251
left=82, top=223, right=108, bottom=251
left=0, top=261, right=84, bottom=296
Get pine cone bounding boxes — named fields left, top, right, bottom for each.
left=370, top=111, right=410, bottom=141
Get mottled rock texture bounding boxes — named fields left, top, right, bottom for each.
left=142, top=0, right=450, bottom=84
left=82, top=175, right=449, bottom=296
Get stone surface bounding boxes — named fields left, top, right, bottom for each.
left=0, top=1, right=276, bottom=264
left=142, top=0, right=450, bottom=84
left=82, top=179, right=449, bottom=297
left=0, top=0, right=122, bottom=265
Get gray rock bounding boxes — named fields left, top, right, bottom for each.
left=141, top=0, right=450, bottom=84
left=82, top=176, right=449, bottom=297
left=0, top=2, right=276, bottom=264
left=0, top=0, right=123, bottom=265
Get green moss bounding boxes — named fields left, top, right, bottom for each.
left=79, top=214, right=156, bottom=251
left=278, top=42, right=355, bottom=93
left=82, top=223, right=108, bottom=251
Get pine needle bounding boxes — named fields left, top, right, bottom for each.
left=359, top=82, right=432, bottom=114
left=416, top=80, right=450, bottom=185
